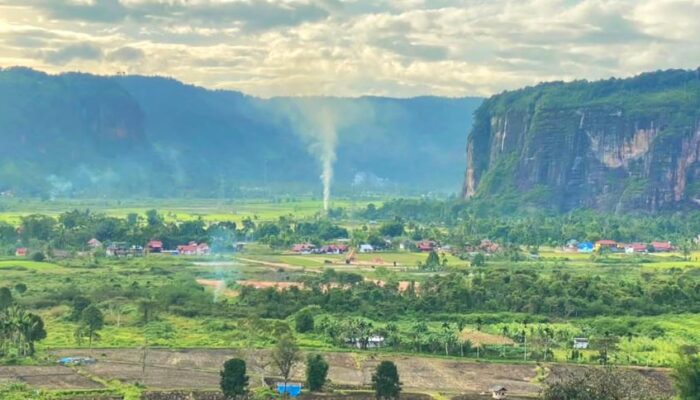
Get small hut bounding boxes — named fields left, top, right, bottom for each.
left=489, top=385, right=507, bottom=399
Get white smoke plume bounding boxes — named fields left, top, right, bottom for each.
left=271, top=98, right=373, bottom=213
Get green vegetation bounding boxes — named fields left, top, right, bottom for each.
left=372, top=361, right=401, bottom=400
left=220, top=358, right=249, bottom=400
left=272, top=334, right=301, bottom=387
left=673, top=349, right=700, bottom=399
left=0, top=199, right=698, bottom=400
left=305, top=354, right=329, bottom=392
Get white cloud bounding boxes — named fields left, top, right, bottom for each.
left=0, top=0, right=698, bottom=97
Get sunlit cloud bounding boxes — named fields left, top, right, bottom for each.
left=0, top=0, right=698, bottom=97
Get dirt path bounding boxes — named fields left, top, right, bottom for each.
left=195, top=279, right=239, bottom=298
left=235, top=256, right=309, bottom=271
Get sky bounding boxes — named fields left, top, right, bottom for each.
left=0, top=0, right=699, bottom=98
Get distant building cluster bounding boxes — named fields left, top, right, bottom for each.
left=97, top=239, right=211, bottom=257
left=565, top=240, right=674, bottom=253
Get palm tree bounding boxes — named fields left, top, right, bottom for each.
left=441, top=322, right=452, bottom=356
left=411, top=322, right=428, bottom=353
left=457, top=319, right=466, bottom=357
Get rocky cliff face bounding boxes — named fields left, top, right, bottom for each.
left=463, top=69, right=700, bottom=213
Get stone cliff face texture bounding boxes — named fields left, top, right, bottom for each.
left=463, top=69, right=700, bottom=212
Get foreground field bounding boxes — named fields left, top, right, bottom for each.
left=0, top=252, right=696, bottom=367
left=0, top=348, right=672, bottom=398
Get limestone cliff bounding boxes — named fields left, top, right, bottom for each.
left=463, top=68, right=700, bottom=212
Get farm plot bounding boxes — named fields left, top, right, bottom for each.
left=44, top=349, right=672, bottom=398
left=0, top=365, right=102, bottom=389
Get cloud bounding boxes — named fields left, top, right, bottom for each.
left=43, top=43, right=103, bottom=64
left=0, top=0, right=699, bottom=97
left=27, top=0, right=331, bottom=31
left=106, top=46, right=144, bottom=62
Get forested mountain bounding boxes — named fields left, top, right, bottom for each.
left=0, top=67, right=481, bottom=198
left=463, top=68, right=700, bottom=213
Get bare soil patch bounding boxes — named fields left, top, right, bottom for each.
left=44, top=349, right=671, bottom=398
left=0, top=365, right=102, bottom=389
left=459, top=330, right=515, bottom=346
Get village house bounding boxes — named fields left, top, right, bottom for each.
left=573, top=337, right=589, bottom=349
left=416, top=240, right=437, bottom=252
left=595, top=239, right=618, bottom=251
left=345, top=335, right=385, bottom=349
left=488, top=385, right=508, bottom=399
left=177, top=242, right=211, bottom=256
left=479, top=239, right=500, bottom=253
left=234, top=242, right=246, bottom=252
left=107, top=242, right=144, bottom=257
left=359, top=244, right=374, bottom=253
left=318, top=244, right=348, bottom=254
left=87, top=238, right=103, bottom=249
left=564, top=240, right=578, bottom=252
left=624, top=243, right=647, bottom=254
left=577, top=242, right=594, bottom=253
left=146, top=240, right=163, bottom=253
left=291, top=243, right=315, bottom=254
left=651, top=241, right=673, bottom=252
left=15, top=247, right=27, bottom=257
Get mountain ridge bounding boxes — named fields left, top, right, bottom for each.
left=0, top=66, right=481, bottom=198
left=463, top=67, right=700, bottom=213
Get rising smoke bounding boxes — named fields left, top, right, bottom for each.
left=270, top=98, right=373, bottom=213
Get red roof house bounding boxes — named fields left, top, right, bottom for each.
left=625, top=243, right=647, bottom=253
left=651, top=241, right=673, bottom=252
left=291, top=243, right=315, bottom=253
left=177, top=242, right=211, bottom=255
left=417, top=240, right=437, bottom=252
left=15, top=248, right=27, bottom=257
left=147, top=240, right=163, bottom=253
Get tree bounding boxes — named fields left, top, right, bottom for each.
left=379, top=220, right=404, bottom=237
left=673, top=350, right=700, bottom=400
left=137, top=298, right=159, bottom=324
left=681, top=240, right=693, bottom=262
left=372, top=361, right=401, bottom=400
left=70, top=296, right=91, bottom=321
left=295, top=311, right=314, bottom=333
left=30, top=251, right=45, bottom=262
left=77, top=305, right=104, bottom=351
left=423, top=251, right=441, bottom=271
left=471, top=253, right=486, bottom=267
left=305, top=354, right=329, bottom=392
left=23, top=313, right=47, bottom=355
left=13, top=283, right=27, bottom=295
left=0, top=287, right=13, bottom=309
left=272, top=335, right=301, bottom=388
left=0, top=305, right=45, bottom=357
left=220, top=358, right=249, bottom=400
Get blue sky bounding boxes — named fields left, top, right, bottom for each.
left=0, top=0, right=699, bottom=97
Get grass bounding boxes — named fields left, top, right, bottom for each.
left=0, top=198, right=381, bottom=226
left=0, top=259, right=64, bottom=270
